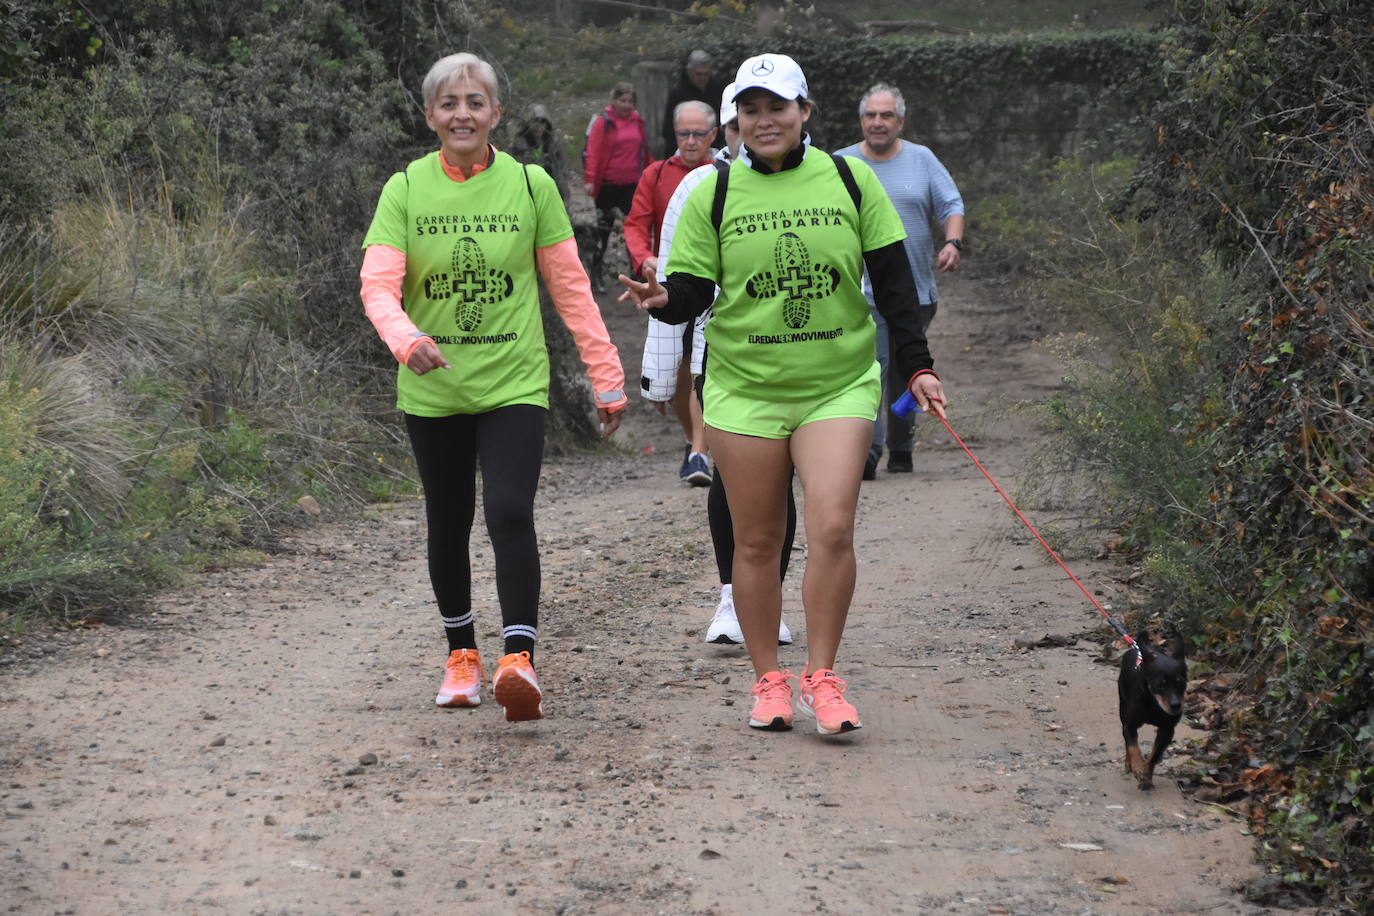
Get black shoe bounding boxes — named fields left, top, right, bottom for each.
left=862, top=452, right=878, bottom=481
left=887, top=450, right=913, bottom=473
left=590, top=273, right=606, bottom=294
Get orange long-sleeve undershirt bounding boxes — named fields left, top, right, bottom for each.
left=359, top=239, right=627, bottom=412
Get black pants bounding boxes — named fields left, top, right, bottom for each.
left=591, top=182, right=636, bottom=275
left=405, top=406, right=545, bottom=657
left=708, top=469, right=797, bottom=585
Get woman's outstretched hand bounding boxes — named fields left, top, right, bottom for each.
left=911, top=373, right=948, bottom=419
left=617, top=273, right=667, bottom=311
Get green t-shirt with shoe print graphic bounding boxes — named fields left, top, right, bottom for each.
left=665, top=147, right=905, bottom=403
left=362, top=150, right=572, bottom=416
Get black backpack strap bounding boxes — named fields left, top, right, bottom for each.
left=831, top=153, right=863, bottom=212
left=522, top=163, right=540, bottom=262
left=710, top=162, right=730, bottom=233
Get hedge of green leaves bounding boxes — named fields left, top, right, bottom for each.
left=1126, top=1, right=1372, bottom=904
left=901, top=4, right=1371, bottom=903
left=695, top=29, right=1187, bottom=156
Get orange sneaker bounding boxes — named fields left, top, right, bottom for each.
left=799, top=668, right=862, bottom=735
left=748, top=670, right=797, bottom=730
left=493, top=651, right=543, bottom=722
left=435, top=648, right=483, bottom=708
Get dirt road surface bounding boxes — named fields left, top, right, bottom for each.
left=2, top=276, right=1278, bottom=914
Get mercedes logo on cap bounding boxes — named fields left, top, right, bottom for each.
left=751, top=59, right=774, bottom=76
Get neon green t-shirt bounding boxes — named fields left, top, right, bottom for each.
left=361, top=150, right=572, bottom=416
left=666, top=147, right=906, bottom=402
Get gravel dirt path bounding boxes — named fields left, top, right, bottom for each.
left=2, top=276, right=1280, bottom=915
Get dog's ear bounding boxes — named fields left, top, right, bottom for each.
left=1133, top=632, right=1157, bottom=662
left=1168, top=626, right=1186, bottom=660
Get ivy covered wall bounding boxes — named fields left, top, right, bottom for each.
left=695, top=30, right=1191, bottom=184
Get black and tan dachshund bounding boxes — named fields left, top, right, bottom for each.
left=1118, top=627, right=1187, bottom=790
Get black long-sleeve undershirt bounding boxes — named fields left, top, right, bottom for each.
left=863, top=239, right=934, bottom=382
left=652, top=272, right=716, bottom=325
left=653, top=239, right=935, bottom=382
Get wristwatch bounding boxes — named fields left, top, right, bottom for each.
left=943, top=238, right=964, bottom=252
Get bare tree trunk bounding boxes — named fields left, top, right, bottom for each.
left=554, top=0, right=580, bottom=26
left=633, top=60, right=678, bottom=160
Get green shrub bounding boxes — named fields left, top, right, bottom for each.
left=0, top=342, right=132, bottom=616
left=0, top=175, right=409, bottom=625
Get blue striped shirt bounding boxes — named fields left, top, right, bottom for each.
left=833, top=141, right=963, bottom=306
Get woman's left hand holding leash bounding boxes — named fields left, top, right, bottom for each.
left=618, top=273, right=667, bottom=311
left=912, top=373, right=948, bottom=420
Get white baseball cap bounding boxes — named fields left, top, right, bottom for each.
left=732, top=53, right=808, bottom=102
left=719, top=81, right=738, bottom=126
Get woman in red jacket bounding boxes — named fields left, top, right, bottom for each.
left=583, top=81, right=650, bottom=292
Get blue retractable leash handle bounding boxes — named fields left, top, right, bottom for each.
left=892, top=390, right=921, bottom=417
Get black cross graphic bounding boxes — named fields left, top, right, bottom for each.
left=778, top=264, right=813, bottom=298
left=456, top=270, right=486, bottom=300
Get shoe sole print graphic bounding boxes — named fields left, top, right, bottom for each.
left=744, top=232, right=839, bottom=330
left=420, top=238, right=514, bottom=332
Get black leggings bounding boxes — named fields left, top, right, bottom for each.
left=708, top=468, right=797, bottom=585
left=405, top=406, right=545, bottom=658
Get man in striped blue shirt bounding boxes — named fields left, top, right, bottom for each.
left=836, top=83, right=964, bottom=478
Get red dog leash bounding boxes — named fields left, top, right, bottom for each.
left=898, top=392, right=1144, bottom=665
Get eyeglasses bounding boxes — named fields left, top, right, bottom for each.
left=675, top=129, right=713, bottom=139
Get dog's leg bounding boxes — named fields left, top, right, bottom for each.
left=1143, top=721, right=1176, bottom=789
left=1123, top=721, right=1146, bottom=783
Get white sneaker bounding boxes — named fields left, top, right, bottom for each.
left=705, top=587, right=744, bottom=644
left=777, top=616, right=794, bottom=646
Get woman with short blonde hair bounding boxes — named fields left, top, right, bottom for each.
left=360, top=52, right=628, bottom=723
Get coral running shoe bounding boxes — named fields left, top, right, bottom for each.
left=799, top=669, right=862, bottom=735
left=748, top=670, right=797, bottom=730
left=493, top=651, right=543, bottom=722
left=435, top=648, right=483, bottom=708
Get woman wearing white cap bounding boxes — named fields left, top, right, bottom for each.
left=620, top=53, right=947, bottom=736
